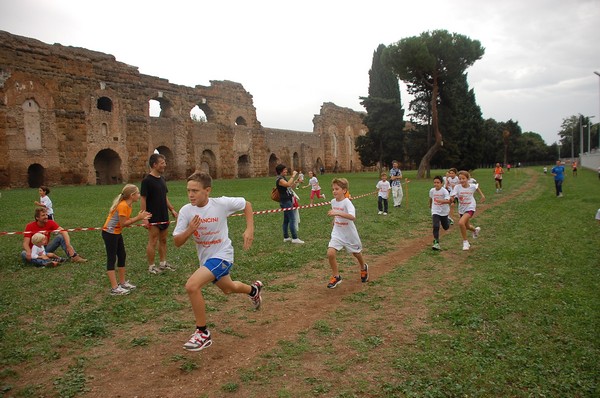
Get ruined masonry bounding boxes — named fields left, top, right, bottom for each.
left=0, top=30, right=369, bottom=188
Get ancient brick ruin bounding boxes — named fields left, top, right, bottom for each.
left=0, top=31, right=368, bottom=188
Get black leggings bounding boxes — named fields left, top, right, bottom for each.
left=102, top=230, right=126, bottom=271
left=432, top=214, right=450, bottom=240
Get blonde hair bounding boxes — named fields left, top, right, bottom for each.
left=31, top=232, right=46, bottom=246
left=109, top=184, right=139, bottom=213
left=332, top=177, right=349, bottom=191
left=457, top=170, right=471, bottom=179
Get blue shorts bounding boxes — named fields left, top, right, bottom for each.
left=203, top=258, right=233, bottom=282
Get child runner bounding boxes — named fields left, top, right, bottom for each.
left=34, top=186, right=54, bottom=220
left=326, top=178, right=368, bottom=288
left=429, top=176, right=452, bottom=250
left=450, top=170, right=485, bottom=251
left=389, top=160, right=404, bottom=207
left=444, top=168, right=459, bottom=224
left=302, top=170, right=326, bottom=205
left=173, top=172, right=263, bottom=352
left=102, top=184, right=151, bottom=296
left=30, top=233, right=67, bottom=267
left=494, top=163, right=504, bottom=193
left=376, top=172, right=390, bottom=215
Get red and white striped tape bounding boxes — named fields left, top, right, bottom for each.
left=0, top=191, right=377, bottom=237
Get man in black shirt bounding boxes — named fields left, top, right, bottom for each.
left=141, top=153, right=178, bottom=274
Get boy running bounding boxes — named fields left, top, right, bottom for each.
left=429, top=176, right=452, bottom=250
left=173, top=172, right=263, bottom=351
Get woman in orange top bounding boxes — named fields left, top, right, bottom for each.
left=494, top=163, right=504, bottom=193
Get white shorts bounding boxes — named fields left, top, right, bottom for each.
left=328, top=237, right=362, bottom=254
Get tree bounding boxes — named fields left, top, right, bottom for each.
left=386, top=30, right=484, bottom=178
left=356, top=44, right=405, bottom=171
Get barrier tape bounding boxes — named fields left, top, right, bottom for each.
left=0, top=190, right=379, bottom=237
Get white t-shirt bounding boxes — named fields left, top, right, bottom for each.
left=429, top=187, right=450, bottom=216
left=308, top=177, right=321, bottom=191
left=376, top=180, right=391, bottom=199
left=31, top=244, right=46, bottom=259
left=40, top=196, right=53, bottom=216
left=451, top=183, right=479, bottom=214
left=173, top=197, right=246, bottom=265
left=445, top=176, right=459, bottom=193
left=329, top=198, right=362, bottom=250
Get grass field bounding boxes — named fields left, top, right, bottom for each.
left=0, top=167, right=598, bottom=397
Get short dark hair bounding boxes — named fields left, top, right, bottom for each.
left=39, top=185, right=50, bottom=195
left=275, top=164, right=287, bottom=175
left=149, top=153, right=166, bottom=168
left=433, top=175, right=443, bottom=183
left=187, top=171, right=212, bottom=188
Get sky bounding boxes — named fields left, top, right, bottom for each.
left=1, top=0, right=599, bottom=145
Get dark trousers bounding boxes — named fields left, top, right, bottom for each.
left=102, top=230, right=126, bottom=271
left=378, top=196, right=388, bottom=212
left=432, top=214, right=450, bottom=240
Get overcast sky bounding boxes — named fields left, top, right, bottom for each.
left=1, top=0, right=599, bottom=145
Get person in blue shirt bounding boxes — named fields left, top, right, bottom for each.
left=551, top=160, right=565, bottom=197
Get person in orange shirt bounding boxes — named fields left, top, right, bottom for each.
left=494, top=163, right=504, bottom=193
left=572, top=161, right=578, bottom=177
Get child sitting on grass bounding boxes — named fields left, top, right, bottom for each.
left=30, top=232, right=67, bottom=267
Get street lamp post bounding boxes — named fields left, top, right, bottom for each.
left=595, top=72, right=600, bottom=148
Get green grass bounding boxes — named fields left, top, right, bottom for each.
left=1, top=168, right=599, bottom=397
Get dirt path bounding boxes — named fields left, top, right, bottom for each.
left=25, top=171, right=538, bottom=397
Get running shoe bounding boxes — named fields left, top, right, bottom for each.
left=119, top=280, right=136, bottom=290
left=473, top=227, right=481, bottom=239
left=110, top=286, right=130, bottom=296
left=327, top=275, right=342, bottom=289
left=183, top=329, right=212, bottom=352
left=360, top=264, right=369, bottom=283
left=249, top=281, right=263, bottom=310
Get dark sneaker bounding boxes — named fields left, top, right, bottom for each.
left=183, top=330, right=212, bottom=352
left=327, top=275, right=342, bottom=289
left=360, top=264, right=369, bottom=283
left=249, top=281, right=263, bottom=310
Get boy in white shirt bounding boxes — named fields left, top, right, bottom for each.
left=30, top=232, right=66, bottom=267
left=428, top=176, right=452, bottom=250
left=173, top=172, right=263, bottom=351
left=376, top=172, right=391, bottom=215
left=326, top=178, right=368, bottom=288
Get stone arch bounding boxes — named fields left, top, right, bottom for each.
left=328, top=125, right=339, bottom=159
left=149, top=96, right=174, bottom=118
left=268, top=153, right=279, bottom=176
left=235, top=116, right=247, bottom=126
left=292, top=152, right=300, bottom=171
left=97, top=96, right=113, bottom=112
left=194, top=99, right=215, bottom=123
left=237, top=155, right=251, bottom=178
left=94, top=149, right=122, bottom=185
left=190, top=105, right=207, bottom=122
left=23, top=99, right=42, bottom=151
left=315, top=157, right=324, bottom=174
left=155, top=146, right=175, bottom=180
left=27, top=163, right=45, bottom=188
left=199, top=149, right=217, bottom=178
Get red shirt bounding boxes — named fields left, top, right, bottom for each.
left=24, top=220, right=60, bottom=249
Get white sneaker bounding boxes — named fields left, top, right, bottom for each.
left=148, top=265, right=163, bottom=274
left=473, top=227, right=481, bottom=239
left=291, top=238, right=305, bottom=244
left=283, top=237, right=292, bottom=243
left=110, top=286, right=130, bottom=296
left=378, top=211, right=383, bottom=215
left=322, top=194, right=326, bottom=200
left=383, top=212, right=388, bottom=215
left=119, top=280, right=136, bottom=290
left=462, top=241, right=470, bottom=251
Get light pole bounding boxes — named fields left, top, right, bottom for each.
left=595, top=72, right=600, bottom=148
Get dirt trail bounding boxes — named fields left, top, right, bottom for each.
left=25, top=171, right=538, bottom=397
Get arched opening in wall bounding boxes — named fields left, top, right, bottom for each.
left=22, top=99, right=42, bottom=151
left=237, top=155, right=251, bottom=178
left=27, top=163, right=45, bottom=188
left=292, top=152, right=300, bottom=171
left=190, top=105, right=207, bottom=123
left=268, top=153, right=279, bottom=176
left=235, top=116, right=247, bottom=126
left=149, top=97, right=174, bottom=118
left=155, top=146, right=175, bottom=180
left=199, top=149, right=217, bottom=178
left=315, top=158, right=324, bottom=175
left=97, top=97, right=113, bottom=112
left=94, top=149, right=122, bottom=185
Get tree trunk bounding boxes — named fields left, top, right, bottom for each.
left=417, top=73, right=442, bottom=178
